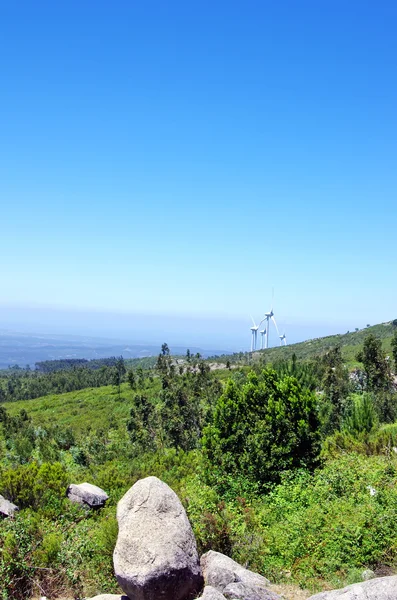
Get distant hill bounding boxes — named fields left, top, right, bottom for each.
left=208, top=320, right=397, bottom=367
left=257, top=320, right=397, bottom=366
left=0, top=330, right=230, bottom=370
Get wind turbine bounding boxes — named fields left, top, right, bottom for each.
left=250, top=316, right=259, bottom=351
left=261, top=292, right=279, bottom=349
left=260, top=329, right=266, bottom=350
left=279, top=332, right=287, bottom=346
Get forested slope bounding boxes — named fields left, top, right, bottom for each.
left=0, top=334, right=397, bottom=598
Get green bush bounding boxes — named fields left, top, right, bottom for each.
left=203, top=369, right=321, bottom=491
left=0, top=462, right=68, bottom=510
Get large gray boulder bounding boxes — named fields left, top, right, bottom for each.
left=201, top=551, right=280, bottom=600
left=113, top=476, right=203, bottom=600
left=0, top=495, right=19, bottom=518
left=308, top=575, right=397, bottom=599
left=67, top=483, right=109, bottom=508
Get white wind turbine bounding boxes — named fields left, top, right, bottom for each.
left=261, top=293, right=280, bottom=349
left=278, top=320, right=287, bottom=346
left=250, top=316, right=259, bottom=351
left=260, top=329, right=266, bottom=350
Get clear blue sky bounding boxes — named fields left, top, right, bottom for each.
left=1, top=1, right=396, bottom=349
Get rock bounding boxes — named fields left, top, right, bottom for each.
left=85, top=596, right=129, bottom=600
left=113, top=476, right=203, bottom=600
left=0, top=495, right=19, bottom=517
left=198, top=586, right=228, bottom=600
left=307, top=574, right=397, bottom=599
left=201, top=551, right=280, bottom=600
left=67, top=483, right=109, bottom=508
left=362, top=569, right=376, bottom=581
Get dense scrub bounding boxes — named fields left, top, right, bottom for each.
left=0, top=333, right=397, bottom=598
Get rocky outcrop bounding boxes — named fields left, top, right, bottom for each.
left=201, top=551, right=280, bottom=600
left=0, top=495, right=19, bottom=518
left=113, top=476, right=203, bottom=600
left=67, top=483, right=109, bottom=508
left=307, top=575, right=397, bottom=599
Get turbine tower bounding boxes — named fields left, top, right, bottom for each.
left=260, top=329, right=266, bottom=350
left=250, top=316, right=259, bottom=351
left=261, top=308, right=279, bottom=349
left=261, top=290, right=279, bottom=349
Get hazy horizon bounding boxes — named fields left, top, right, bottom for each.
left=0, top=303, right=387, bottom=354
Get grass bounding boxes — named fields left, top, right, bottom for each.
left=5, top=383, right=150, bottom=435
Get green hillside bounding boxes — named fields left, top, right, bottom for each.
left=5, top=383, right=142, bottom=434
left=255, top=320, right=397, bottom=367
left=1, top=326, right=397, bottom=599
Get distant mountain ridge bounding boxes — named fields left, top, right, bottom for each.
left=0, top=330, right=229, bottom=370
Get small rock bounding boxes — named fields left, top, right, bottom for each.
left=67, top=483, right=109, bottom=508
left=0, top=495, right=19, bottom=518
left=362, top=569, right=375, bottom=581
left=201, top=551, right=280, bottom=600
left=113, top=476, right=203, bottom=600
left=198, top=586, right=227, bottom=600
left=223, top=581, right=279, bottom=600
left=307, top=574, right=397, bottom=599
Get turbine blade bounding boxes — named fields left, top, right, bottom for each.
left=271, top=315, right=280, bottom=337
left=250, top=315, right=256, bottom=327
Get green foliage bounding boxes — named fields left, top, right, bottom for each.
left=372, top=390, right=397, bottom=424
left=322, top=422, right=397, bottom=458
left=320, top=347, right=351, bottom=433
left=203, top=369, right=321, bottom=491
left=184, top=453, right=397, bottom=590
left=127, top=394, right=156, bottom=451
left=93, top=510, right=119, bottom=558
left=127, top=369, right=136, bottom=390
left=391, top=330, right=397, bottom=371
left=273, top=353, right=319, bottom=391
left=343, top=393, right=377, bottom=435
left=2, top=338, right=397, bottom=598
left=0, top=462, right=68, bottom=511
left=357, top=334, right=392, bottom=392
left=158, top=383, right=202, bottom=451
left=250, top=453, right=397, bottom=589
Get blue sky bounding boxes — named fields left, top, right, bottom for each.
left=1, top=1, right=396, bottom=349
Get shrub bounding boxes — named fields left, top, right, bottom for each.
left=0, top=462, right=68, bottom=510
left=202, top=369, right=321, bottom=491
left=343, top=394, right=377, bottom=435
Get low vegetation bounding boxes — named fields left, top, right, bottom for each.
left=0, top=329, right=397, bottom=598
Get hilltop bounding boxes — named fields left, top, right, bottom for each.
left=213, top=320, right=397, bottom=367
